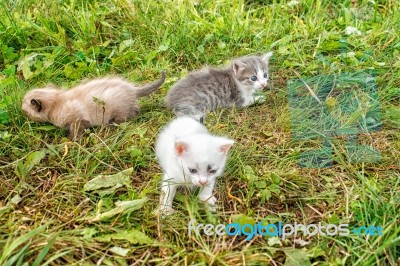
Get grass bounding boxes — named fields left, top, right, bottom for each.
left=1, top=0, right=400, bottom=265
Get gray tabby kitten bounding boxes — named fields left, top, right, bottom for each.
left=166, top=52, right=273, bottom=121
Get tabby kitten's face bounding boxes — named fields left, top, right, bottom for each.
left=232, top=52, right=273, bottom=91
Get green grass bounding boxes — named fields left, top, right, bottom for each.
left=1, top=0, right=400, bottom=265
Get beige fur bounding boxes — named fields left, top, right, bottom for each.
left=22, top=72, right=165, bottom=140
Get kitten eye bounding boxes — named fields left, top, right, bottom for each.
left=189, top=168, right=197, bottom=174
left=209, top=169, right=217, bottom=174
left=250, top=76, right=257, bottom=81
left=264, top=73, right=268, bottom=78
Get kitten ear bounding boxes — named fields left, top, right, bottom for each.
left=232, top=61, right=247, bottom=76
left=261, top=52, right=273, bottom=63
left=219, top=139, right=234, bottom=154
left=31, top=99, right=43, bottom=112
left=175, top=141, right=189, bottom=156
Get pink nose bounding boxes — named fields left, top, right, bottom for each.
left=260, top=82, right=267, bottom=87
left=199, top=180, right=208, bottom=186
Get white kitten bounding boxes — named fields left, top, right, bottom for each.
left=155, top=116, right=234, bottom=215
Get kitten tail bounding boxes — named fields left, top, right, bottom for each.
left=136, top=71, right=166, bottom=97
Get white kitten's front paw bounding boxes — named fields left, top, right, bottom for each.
left=200, top=195, right=217, bottom=212
left=200, top=195, right=217, bottom=206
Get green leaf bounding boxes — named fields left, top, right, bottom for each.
left=231, top=214, right=256, bottom=234
left=17, top=53, right=39, bottom=80
left=0, top=131, right=11, bottom=141
left=129, top=147, right=143, bottom=159
left=0, top=109, right=9, bottom=125
left=40, top=250, right=72, bottom=266
left=158, top=38, right=170, bottom=52
left=10, top=194, right=22, bottom=205
left=267, top=237, right=282, bottom=247
left=319, top=40, right=341, bottom=52
left=217, top=41, right=226, bottom=49
left=269, top=184, right=281, bottom=194
left=32, top=234, right=58, bottom=266
left=270, top=172, right=281, bottom=185
left=0, top=225, right=47, bottom=265
left=133, top=127, right=147, bottom=138
left=1, top=45, right=18, bottom=62
left=15, top=150, right=46, bottom=178
left=261, top=189, right=272, bottom=203
left=86, top=197, right=148, bottom=222
left=76, top=51, right=85, bottom=61
left=197, top=45, right=205, bottom=53
left=283, top=248, right=311, bottom=266
left=64, top=64, right=79, bottom=79
left=158, top=44, right=169, bottom=52
left=232, top=214, right=256, bottom=226
left=21, top=62, right=33, bottom=79
left=243, top=165, right=258, bottom=182
left=144, top=50, right=158, bottom=62
left=119, top=39, right=135, bottom=53
left=81, top=227, right=98, bottom=239
left=270, top=35, right=293, bottom=49
left=83, top=168, right=133, bottom=196
left=3, top=65, right=16, bottom=76
left=255, top=180, right=267, bottom=189
left=3, top=243, right=29, bottom=266
left=35, top=125, right=58, bottom=131
left=95, top=229, right=153, bottom=245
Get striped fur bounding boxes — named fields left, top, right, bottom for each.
left=166, top=53, right=273, bottom=120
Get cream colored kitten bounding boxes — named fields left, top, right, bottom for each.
left=22, top=72, right=165, bottom=139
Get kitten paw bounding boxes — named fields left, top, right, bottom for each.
left=254, top=95, right=266, bottom=103
left=200, top=195, right=217, bottom=206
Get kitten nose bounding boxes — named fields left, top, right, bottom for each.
left=199, top=179, right=208, bottom=186
left=260, top=82, right=267, bottom=87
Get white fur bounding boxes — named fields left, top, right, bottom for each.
left=236, top=82, right=258, bottom=107
left=235, top=80, right=266, bottom=107
left=155, top=117, right=234, bottom=215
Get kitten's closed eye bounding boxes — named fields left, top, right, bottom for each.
left=209, top=169, right=217, bottom=174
